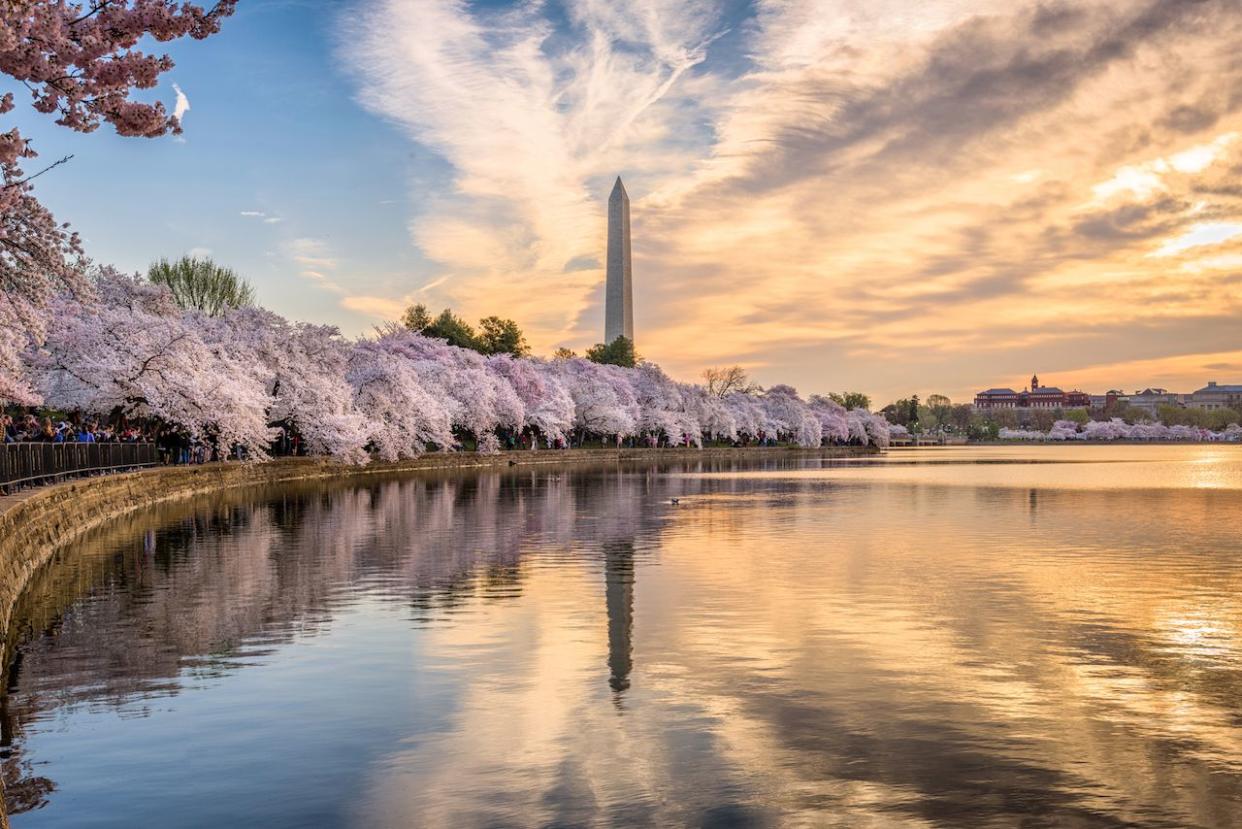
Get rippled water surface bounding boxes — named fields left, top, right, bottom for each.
left=6, top=445, right=1242, bottom=828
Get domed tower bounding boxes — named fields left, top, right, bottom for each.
left=1031, top=373, right=1040, bottom=391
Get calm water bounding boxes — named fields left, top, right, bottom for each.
left=5, top=446, right=1242, bottom=828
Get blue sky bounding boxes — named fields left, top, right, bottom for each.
left=12, top=0, right=427, bottom=329
left=11, top=0, right=1242, bottom=403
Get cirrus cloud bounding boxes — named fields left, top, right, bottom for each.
left=342, top=0, right=1242, bottom=402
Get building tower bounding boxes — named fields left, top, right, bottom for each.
left=604, top=177, right=633, bottom=346
left=1031, top=373, right=1039, bottom=391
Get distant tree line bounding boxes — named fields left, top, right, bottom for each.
left=401, top=304, right=531, bottom=357
left=879, top=393, right=1242, bottom=440
left=401, top=304, right=645, bottom=367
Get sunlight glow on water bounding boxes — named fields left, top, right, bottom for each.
left=4, top=445, right=1242, bottom=828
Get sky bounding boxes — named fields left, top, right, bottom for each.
left=11, top=0, right=1242, bottom=405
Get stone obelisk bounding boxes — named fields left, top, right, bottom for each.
left=604, top=177, right=633, bottom=345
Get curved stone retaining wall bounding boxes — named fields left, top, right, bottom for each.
left=0, top=445, right=872, bottom=825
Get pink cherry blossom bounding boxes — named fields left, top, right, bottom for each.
left=0, top=1, right=237, bottom=405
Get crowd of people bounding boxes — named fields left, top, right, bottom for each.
left=2, top=414, right=148, bottom=445
left=1, top=412, right=235, bottom=466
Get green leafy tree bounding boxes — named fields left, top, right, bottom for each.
left=1064, top=408, right=1090, bottom=425
left=1031, top=409, right=1055, bottom=431
left=1212, top=408, right=1242, bottom=429
left=828, top=391, right=871, bottom=411
left=148, top=256, right=255, bottom=316
left=401, top=303, right=433, bottom=332
left=477, top=316, right=530, bottom=356
left=585, top=336, right=637, bottom=367
left=401, top=303, right=530, bottom=356
left=1157, top=404, right=1241, bottom=430
left=948, top=403, right=973, bottom=432
left=991, top=409, right=1019, bottom=429
left=968, top=412, right=1000, bottom=440
left=553, top=347, right=577, bottom=359
left=1114, top=403, right=1145, bottom=424
left=926, top=394, right=952, bottom=431
left=426, top=309, right=480, bottom=350
left=881, top=398, right=913, bottom=426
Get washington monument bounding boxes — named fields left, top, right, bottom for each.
left=605, top=176, right=633, bottom=345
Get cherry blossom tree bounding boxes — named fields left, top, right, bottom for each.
left=34, top=269, right=273, bottom=455
left=487, top=353, right=573, bottom=446
left=631, top=363, right=688, bottom=443
left=17, top=265, right=901, bottom=459
left=0, top=131, right=86, bottom=403
left=723, top=391, right=771, bottom=442
left=1048, top=420, right=1080, bottom=440
left=863, top=411, right=891, bottom=449
left=200, top=308, right=370, bottom=462
left=0, top=0, right=238, bottom=403
left=368, top=330, right=523, bottom=452
left=348, top=341, right=455, bottom=460
left=809, top=395, right=851, bottom=444
left=1000, top=417, right=1240, bottom=443
left=678, top=383, right=731, bottom=446
left=2, top=1, right=237, bottom=137
left=551, top=357, right=638, bottom=441
left=760, top=385, right=822, bottom=447
left=845, top=408, right=871, bottom=445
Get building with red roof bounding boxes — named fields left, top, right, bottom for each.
left=975, top=374, right=1091, bottom=410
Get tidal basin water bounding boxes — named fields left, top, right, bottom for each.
left=5, top=445, right=1242, bottom=828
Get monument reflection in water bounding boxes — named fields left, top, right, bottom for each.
left=4, top=447, right=1242, bottom=828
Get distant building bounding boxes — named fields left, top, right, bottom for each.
left=1188, top=381, right=1242, bottom=411
left=1128, top=388, right=1185, bottom=417
left=974, top=387, right=1021, bottom=409
left=1089, top=390, right=1126, bottom=410
left=975, top=373, right=1090, bottom=410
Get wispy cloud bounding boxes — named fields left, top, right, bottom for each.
left=283, top=237, right=338, bottom=270
left=241, top=210, right=284, bottom=224
left=341, top=294, right=407, bottom=320
left=343, top=0, right=723, bottom=341
left=281, top=237, right=345, bottom=293
left=341, top=0, right=1242, bottom=400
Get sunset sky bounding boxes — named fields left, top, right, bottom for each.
left=13, top=0, right=1242, bottom=404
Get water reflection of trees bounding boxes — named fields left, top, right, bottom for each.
left=0, top=458, right=758, bottom=816
left=9, top=458, right=1242, bottom=827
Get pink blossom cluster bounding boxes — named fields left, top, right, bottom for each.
left=999, top=419, right=1242, bottom=442
left=12, top=269, right=893, bottom=462
left=1, top=0, right=237, bottom=136
left=0, top=0, right=237, bottom=408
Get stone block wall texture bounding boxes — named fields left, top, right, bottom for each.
left=0, top=445, right=872, bottom=825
